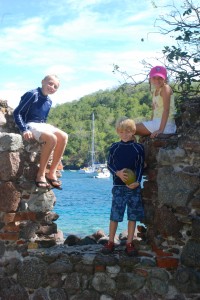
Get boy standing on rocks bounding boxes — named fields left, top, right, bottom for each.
left=14, top=75, right=68, bottom=190
left=102, top=117, right=144, bottom=256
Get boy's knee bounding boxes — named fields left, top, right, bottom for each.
left=64, top=132, right=68, bottom=143
left=42, top=133, right=57, bottom=146
left=59, top=132, right=68, bottom=144
left=53, top=130, right=68, bottom=145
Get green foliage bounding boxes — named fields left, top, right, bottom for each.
left=157, top=0, right=200, bottom=99
left=48, top=83, right=152, bottom=168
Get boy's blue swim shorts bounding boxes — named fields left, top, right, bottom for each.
left=110, top=185, right=144, bottom=222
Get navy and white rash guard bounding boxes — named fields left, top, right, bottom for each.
left=13, top=87, right=52, bottom=133
left=107, top=140, right=145, bottom=186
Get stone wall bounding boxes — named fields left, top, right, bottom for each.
left=0, top=100, right=62, bottom=247
left=0, top=98, right=200, bottom=299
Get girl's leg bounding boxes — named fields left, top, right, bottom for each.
left=135, top=123, right=151, bottom=136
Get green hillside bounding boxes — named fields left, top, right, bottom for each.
left=48, top=83, right=152, bottom=169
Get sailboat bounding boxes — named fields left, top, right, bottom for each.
left=95, top=167, right=110, bottom=179
left=79, top=113, right=98, bottom=176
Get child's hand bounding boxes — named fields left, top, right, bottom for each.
left=23, top=130, right=34, bottom=140
left=126, top=182, right=140, bottom=189
left=116, top=169, right=128, bottom=183
left=150, top=129, right=163, bottom=138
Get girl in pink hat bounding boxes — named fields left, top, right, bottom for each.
left=136, top=66, right=176, bottom=138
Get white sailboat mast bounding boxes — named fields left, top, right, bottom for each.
left=91, top=113, right=95, bottom=169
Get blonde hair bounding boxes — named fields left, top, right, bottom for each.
left=115, top=117, right=136, bottom=132
left=43, top=74, right=60, bottom=82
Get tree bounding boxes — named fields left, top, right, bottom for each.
left=154, top=0, right=200, bottom=98
left=113, top=0, right=200, bottom=100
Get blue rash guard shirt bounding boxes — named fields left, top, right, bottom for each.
left=107, top=140, right=145, bottom=186
left=13, top=87, right=52, bottom=133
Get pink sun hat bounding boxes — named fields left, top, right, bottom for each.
left=149, top=66, right=167, bottom=80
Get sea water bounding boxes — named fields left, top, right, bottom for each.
left=54, top=171, right=142, bottom=238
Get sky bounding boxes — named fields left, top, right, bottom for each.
left=0, top=0, right=184, bottom=109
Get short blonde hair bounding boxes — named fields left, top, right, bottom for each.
left=115, top=117, right=136, bottom=132
left=43, top=74, right=60, bottom=82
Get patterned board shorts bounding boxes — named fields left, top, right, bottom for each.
left=110, top=186, right=144, bottom=222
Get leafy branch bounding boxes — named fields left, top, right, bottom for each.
left=113, top=0, right=200, bottom=100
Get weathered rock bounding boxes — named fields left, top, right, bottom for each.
left=17, top=257, right=48, bottom=289
left=92, top=272, right=116, bottom=293
left=157, top=168, right=200, bottom=207
left=78, top=235, right=97, bottom=245
left=27, top=189, right=56, bottom=212
left=0, top=278, right=29, bottom=300
left=81, top=253, right=96, bottom=265
left=74, top=262, right=94, bottom=274
left=48, top=273, right=63, bottom=288
left=23, top=163, right=40, bottom=181
left=116, top=273, right=145, bottom=291
left=48, top=260, right=73, bottom=274
left=0, top=110, right=6, bottom=125
left=70, top=290, right=100, bottom=300
left=32, top=287, right=49, bottom=300
left=191, top=217, right=200, bottom=239
left=0, top=182, right=21, bottom=212
left=4, top=257, right=21, bottom=276
left=134, top=288, right=160, bottom=300
left=63, top=272, right=80, bottom=291
left=64, top=234, right=81, bottom=246
left=106, top=265, right=120, bottom=278
left=49, top=288, right=68, bottom=300
left=38, top=238, right=57, bottom=248
left=19, top=221, right=40, bottom=239
left=174, top=267, right=200, bottom=293
left=115, top=291, right=133, bottom=300
left=94, top=254, right=118, bottom=267
left=92, top=229, right=106, bottom=241
left=100, top=295, right=113, bottom=300
left=0, top=133, right=23, bottom=152
left=36, top=223, right=57, bottom=235
left=0, top=240, right=6, bottom=256
left=148, top=277, right=168, bottom=296
left=0, top=151, right=23, bottom=180
left=157, top=147, right=185, bottom=166
left=181, top=239, right=200, bottom=267
left=153, top=206, right=182, bottom=237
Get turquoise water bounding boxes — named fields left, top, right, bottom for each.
left=54, top=171, right=140, bottom=238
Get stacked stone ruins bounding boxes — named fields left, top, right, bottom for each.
left=0, top=98, right=199, bottom=299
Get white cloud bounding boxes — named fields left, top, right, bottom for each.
left=48, top=9, right=159, bottom=42
left=0, top=0, right=184, bottom=110
left=67, top=0, right=104, bottom=10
